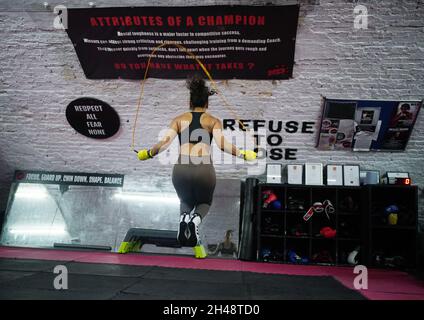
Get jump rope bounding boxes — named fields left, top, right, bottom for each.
left=130, top=42, right=257, bottom=154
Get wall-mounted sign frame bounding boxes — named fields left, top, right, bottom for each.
left=14, top=170, right=124, bottom=187
left=316, top=97, right=423, bottom=151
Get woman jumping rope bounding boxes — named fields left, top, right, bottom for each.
left=136, top=76, right=256, bottom=256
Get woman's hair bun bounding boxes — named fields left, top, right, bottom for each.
left=186, top=74, right=210, bottom=109
left=186, top=75, right=207, bottom=93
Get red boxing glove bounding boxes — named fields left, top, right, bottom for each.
left=320, top=227, right=336, bottom=238
left=262, top=190, right=278, bottom=208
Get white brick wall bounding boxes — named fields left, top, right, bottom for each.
left=0, top=0, right=423, bottom=222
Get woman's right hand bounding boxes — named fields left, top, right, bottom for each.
left=137, top=149, right=153, bottom=161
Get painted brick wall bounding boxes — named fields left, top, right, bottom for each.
left=0, top=0, right=423, bottom=223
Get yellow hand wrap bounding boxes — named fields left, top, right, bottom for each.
left=239, top=150, right=257, bottom=161
left=137, top=149, right=153, bottom=161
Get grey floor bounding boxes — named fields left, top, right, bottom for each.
left=0, top=258, right=366, bottom=300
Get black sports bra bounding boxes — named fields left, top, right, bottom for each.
left=178, top=112, right=213, bottom=145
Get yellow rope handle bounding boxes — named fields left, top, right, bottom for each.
left=131, top=41, right=254, bottom=151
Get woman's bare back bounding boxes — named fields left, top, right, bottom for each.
left=176, top=111, right=218, bottom=156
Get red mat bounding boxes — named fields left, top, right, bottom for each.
left=0, top=246, right=423, bottom=300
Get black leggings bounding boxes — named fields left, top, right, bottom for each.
left=172, top=155, right=216, bottom=219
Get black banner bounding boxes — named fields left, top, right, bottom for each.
left=14, top=170, right=124, bottom=187
left=65, top=5, right=300, bottom=79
